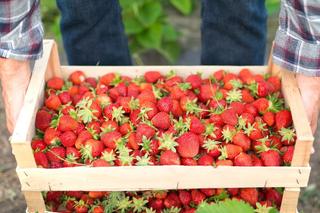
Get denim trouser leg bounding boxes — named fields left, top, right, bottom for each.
left=56, top=0, right=132, bottom=65
left=201, top=0, right=267, bottom=65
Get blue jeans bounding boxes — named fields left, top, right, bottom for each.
left=56, top=0, right=267, bottom=66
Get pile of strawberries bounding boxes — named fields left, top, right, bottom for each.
left=32, top=69, right=295, bottom=168
left=44, top=187, right=282, bottom=212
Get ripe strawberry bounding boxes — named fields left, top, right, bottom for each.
left=81, top=139, right=104, bottom=159
left=144, top=71, right=162, bottom=83
left=275, top=110, right=292, bottom=130
left=216, top=159, right=233, bottom=166
left=263, top=111, right=275, bottom=126
left=252, top=98, right=269, bottom=114
left=58, top=91, right=72, bottom=104
left=47, top=77, right=64, bottom=90
left=189, top=116, right=205, bottom=134
left=34, top=151, right=49, bottom=168
left=186, top=74, right=202, bottom=89
left=91, top=205, right=104, bottom=213
left=46, top=146, right=66, bottom=163
left=151, top=112, right=171, bottom=130
left=213, top=69, right=225, bottom=81
left=101, top=131, right=121, bottom=149
left=179, top=190, right=192, bottom=205
left=44, top=127, right=60, bottom=145
left=177, top=132, right=199, bottom=158
left=199, top=84, right=215, bottom=102
left=74, top=200, right=88, bottom=213
left=267, top=76, right=281, bottom=92
left=200, top=188, right=215, bottom=197
left=149, top=198, right=164, bottom=210
left=181, top=157, right=197, bottom=166
left=221, top=109, right=238, bottom=126
left=164, top=192, right=181, bottom=208
left=160, top=150, right=180, bottom=165
left=233, top=131, right=251, bottom=151
left=256, top=81, right=269, bottom=97
left=171, top=99, right=183, bottom=117
left=198, top=154, right=214, bottom=166
left=157, top=96, right=173, bottom=113
left=265, top=188, right=282, bottom=207
left=100, top=73, right=116, bottom=85
left=60, top=131, right=77, bottom=147
left=75, top=130, right=93, bottom=149
left=31, top=139, right=47, bottom=151
left=234, top=152, right=253, bottom=166
left=136, top=123, right=156, bottom=142
left=240, top=188, right=258, bottom=206
left=191, top=189, right=206, bottom=205
left=224, top=144, right=243, bottom=159
left=45, top=94, right=62, bottom=110
left=281, top=146, right=294, bottom=164
left=69, top=70, right=86, bottom=85
left=260, top=150, right=281, bottom=166
left=58, top=115, right=79, bottom=132
left=35, top=110, right=52, bottom=131
left=239, top=68, right=254, bottom=84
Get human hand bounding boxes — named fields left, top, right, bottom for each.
left=296, top=74, right=320, bottom=135
left=0, top=58, right=31, bottom=133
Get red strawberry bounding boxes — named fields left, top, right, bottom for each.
left=177, top=132, right=199, bottom=158
left=149, top=198, right=164, bottom=210
left=198, top=154, right=214, bottom=166
left=200, top=188, right=215, bottom=197
left=81, top=139, right=104, bottom=159
left=251, top=155, right=263, bottom=166
left=281, top=146, right=294, bottom=164
left=209, top=114, right=224, bottom=126
left=34, top=151, right=49, bottom=168
left=160, top=150, right=181, bottom=165
left=92, top=159, right=111, bottom=167
left=58, top=115, right=79, bottom=132
left=60, top=131, right=77, bottom=147
left=230, top=102, right=245, bottom=115
left=240, top=188, right=258, bottom=206
left=46, top=146, right=66, bottom=163
left=45, top=94, right=61, bottom=110
left=69, top=70, right=86, bottom=85
left=181, top=157, right=197, bottom=166
left=199, top=84, right=215, bottom=102
left=136, top=123, right=156, bottom=142
left=101, top=131, right=122, bottom=149
left=263, top=111, right=275, bottom=126
left=157, top=97, right=173, bottom=113
left=260, top=150, right=281, bottom=166
left=242, top=89, right=255, bottom=103
left=58, top=91, right=72, bottom=104
left=265, top=188, right=282, bottom=207
left=44, top=127, right=60, bottom=145
left=234, top=152, right=253, bottom=166
left=257, top=81, right=269, bottom=97
left=31, top=139, right=47, bottom=151
left=47, top=77, right=64, bottom=90
left=144, top=71, right=162, bottom=83
left=151, top=112, right=171, bottom=130
left=189, top=116, right=205, bottom=134
left=100, top=73, right=116, bottom=85
left=233, top=131, right=251, bottom=151
left=267, top=76, right=281, bottom=92
left=191, top=189, right=206, bottom=205
left=252, top=98, right=269, bottom=114
left=91, top=205, right=104, bottom=213
left=186, top=74, right=202, bottom=89
left=213, top=70, right=225, bottom=81
left=172, top=99, right=183, bottom=117
left=221, top=109, right=238, bottom=126
left=35, top=110, right=52, bottom=131
left=275, top=110, right=292, bottom=130
left=224, top=144, right=243, bottom=159
left=216, top=159, right=233, bottom=166
left=179, top=190, right=192, bottom=205
left=75, top=130, right=93, bottom=149
left=239, top=68, right=254, bottom=84
left=164, top=192, right=181, bottom=208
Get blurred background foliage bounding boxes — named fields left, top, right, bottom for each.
left=41, top=0, right=280, bottom=64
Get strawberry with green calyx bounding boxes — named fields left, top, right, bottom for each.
left=234, top=152, right=253, bottom=166
left=257, top=144, right=282, bottom=166
left=135, top=153, right=154, bottom=166
left=76, top=97, right=98, bottom=124
left=74, top=199, right=89, bottom=213
left=100, top=131, right=122, bottom=149
left=186, top=73, right=202, bottom=89
left=158, top=133, right=178, bottom=152
left=281, top=145, right=294, bottom=165
left=115, top=196, right=132, bottom=213
left=45, top=94, right=62, bottom=111
left=221, top=108, right=238, bottom=126
left=279, top=127, right=296, bottom=145
left=90, top=204, right=104, bottom=213
left=86, top=126, right=100, bottom=140
left=162, top=207, right=181, bottom=213
left=80, top=139, right=104, bottom=162
left=252, top=136, right=271, bottom=152
left=31, top=139, right=47, bottom=151
left=202, top=139, right=221, bottom=158
left=242, top=89, right=255, bottom=103
left=191, top=189, right=206, bottom=205
left=265, top=188, right=282, bottom=208
left=44, top=127, right=61, bottom=145
left=177, top=132, right=200, bottom=158
left=222, top=125, right=236, bottom=143
left=34, top=151, right=49, bottom=168
left=184, top=98, right=205, bottom=116
left=137, top=107, right=152, bottom=123
left=173, top=117, right=190, bottom=136
left=198, top=154, right=214, bottom=166
left=244, top=122, right=263, bottom=141
left=46, top=146, right=66, bottom=163
left=116, top=146, right=134, bottom=166
left=240, top=188, right=258, bottom=206
left=58, top=91, right=72, bottom=105
left=202, top=122, right=218, bottom=138
left=151, top=111, right=171, bottom=130
left=160, top=150, right=181, bottom=165
left=232, top=131, right=251, bottom=151
left=219, top=144, right=243, bottom=160
left=164, top=192, right=181, bottom=209
left=266, top=93, right=284, bottom=113
left=246, top=80, right=269, bottom=98
left=35, top=109, right=53, bottom=131
left=275, top=109, right=293, bottom=130
left=254, top=202, right=274, bottom=213
left=131, top=197, right=148, bottom=213
left=95, top=94, right=111, bottom=109
left=111, top=106, right=125, bottom=123
left=226, top=89, right=242, bottom=103
left=101, top=149, right=116, bottom=166
left=136, top=123, right=156, bottom=143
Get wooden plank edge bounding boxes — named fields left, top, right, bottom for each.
left=280, top=188, right=300, bottom=213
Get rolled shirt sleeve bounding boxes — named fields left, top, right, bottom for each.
left=0, top=0, right=43, bottom=61
left=272, top=0, right=320, bottom=77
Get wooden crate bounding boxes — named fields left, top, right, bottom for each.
left=11, top=40, right=314, bottom=213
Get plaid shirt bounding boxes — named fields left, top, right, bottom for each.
left=0, top=0, right=43, bottom=61
left=273, top=0, right=320, bottom=77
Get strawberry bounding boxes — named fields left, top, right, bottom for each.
left=177, top=132, right=199, bottom=158
left=60, top=131, right=77, bottom=147
left=144, top=71, right=162, bottom=83
left=151, top=112, right=171, bottom=130
left=213, top=69, right=225, bottom=81
left=275, top=110, right=292, bottom=130
left=179, top=190, right=192, bottom=205
left=216, top=159, right=233, bottom=166
left=252, top=98, right=269, bottom=114
left=81, top=139, right=104, bottom=160
left=100, top=73, right=116, bottom=85
left=149, top=198, right=164, bottom=210
left=242, top=89, right=255, bottom=103
left=58, top=115, right=79, bottom=132
left=46, top=146, right=66, bottom=163
left=267, top=76, right=281, bottom=92
left=47, top=77, right=64, bottom=90
left=263, top=111, right=275, bottom=126
left=69, top=70, right=86, bottom=85
left=91, top=205, right=104, bottom=213
left=34, top=151, right=49, bottom=168
left=44, top=127, right=60, bottom=145
left=186, top=74, right=202, bottom=89
left=136, top=123, right=156, bottom=142
left=172, top=99, right=183, bottom=117
left=240, top=188, right=258, bottom=206
left=157, top=96, right=173, bottom=113
left=199, top=84, right=215, bottom=102
left=191, top=189, right=206, bottom=205
left=200, top=188, right=215, bottom=197
left=160, top=150, right=180, bottom=165
left=265, top=188, right=282, bottom=207
left=75, top=130, right=93, bottom=149
left=58, top=91, right=72, bottom=104
left=198, top=154, right=214, bottom=166
left=221, top=109, right=238, bottom=126
left=230, top=102, right=245, bottom=115
left=100, top=131, right=121, bottom=149
left=189, top=116, right=205, bottom=134
left=164, top=192, right=181, bottom=208
left=45, top=94, right=62, bottom=110
left=281, top=146, right=294, bottom=164
left=35, top=110, right=52, bottom=131
left=260, top=150, right=281, bottom=166
left=31, top=139, right=47, bottom=151
left=239, top=68, right=254, bottom=84
left=181, top=157, right=197, bottom=166
left=74, top=200, right=88, bottom=213
left=234, top=152, right=253, bottom=166
left=232, top=131, right=251, bottom=151
left=222, top=144, right=243, bottom=159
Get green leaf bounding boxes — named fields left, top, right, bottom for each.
left=265, top=0, right=280, bottom=14
left=170, top=0, right=193, bottom=15
left=137, top=1, right=163, bottom=27
left=163, top=24, right=179, bottom=42
left=157, top=41, right=180, bottom=63
left=196, top=199, right=255, bottom=213
left=123, top=15, right=145, bottom=35
left=137, top=23, right=163, bottom=49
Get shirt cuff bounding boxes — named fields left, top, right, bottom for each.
left=272, top=28, right=320, bottom=77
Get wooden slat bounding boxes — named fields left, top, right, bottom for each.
left=280, top=188, right=300, bottom=213
left=17, top=166, right=310, bottom=191
left=24, top=192, right=46, bottom=213
left=281, top=70, right=314, bottom=167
